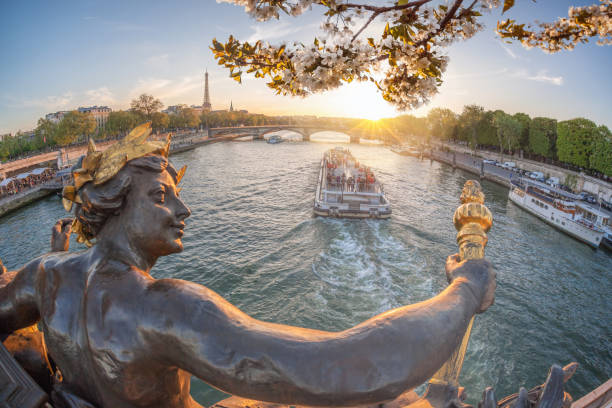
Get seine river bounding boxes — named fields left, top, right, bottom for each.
left=1, top=134, right=610, bottom=405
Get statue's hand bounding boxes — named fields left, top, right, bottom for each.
left=51, top=218, right=73, bottom=252
left=445, top=254, right=496, bottom=313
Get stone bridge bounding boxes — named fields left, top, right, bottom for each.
left=208, top=125, right=362, bottom=143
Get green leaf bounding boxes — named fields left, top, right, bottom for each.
left=502, top=0, right=515, bottom=14
left=397, top=0, right=410, bottom=5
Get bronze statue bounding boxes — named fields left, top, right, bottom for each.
left=0, top=123, right=496, bottom=408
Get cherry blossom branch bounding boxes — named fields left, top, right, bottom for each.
left=416, top=0, right=466, bottom=47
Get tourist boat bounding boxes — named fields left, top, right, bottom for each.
left=266, top=135, right=283, bottom=144
left=314, top=147, right=391, bottom=219
left=508, top=178, right=605, bottom=248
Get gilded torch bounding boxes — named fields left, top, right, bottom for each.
left=430, top=180, right=493, bottom=386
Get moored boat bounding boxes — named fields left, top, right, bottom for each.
left=508, top=178, right=605, bottom=248
left=390, top=144, right=422, bottom=158
left=314, top=147, right=391, bottom=219
left=575, top=202, right=612, bottom=252
left=266, top=135, right=283, bottom=144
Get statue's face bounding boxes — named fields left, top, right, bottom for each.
left=121, top=168, right=191, bottom=257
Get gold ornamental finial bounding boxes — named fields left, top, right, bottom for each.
left=454, top=180, right=492, bottom=261
left=430, top=179, right=493, bottom=386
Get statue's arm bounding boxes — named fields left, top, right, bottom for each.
left=144, top=258, right=494, bottom=406
left=0, top=259, right=41, bottom=334
left=0, top=218, right=71, bottom=333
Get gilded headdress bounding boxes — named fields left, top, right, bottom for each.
left=62, top=122, right=185, bottom=246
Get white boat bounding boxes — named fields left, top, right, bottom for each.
left=575, top=202, right=612, bottom=251
left=314, top=147, right=391, bottom=219
left=508, top=178, right=605, bottom=248
left=266, top=135, right=283, bottom=144
left=390, top=144, right=421, bottom=158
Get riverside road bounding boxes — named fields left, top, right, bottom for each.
left=429, top=149, right=518, bottom=187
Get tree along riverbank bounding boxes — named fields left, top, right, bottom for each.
left=0, top=132, right=252, bottom=218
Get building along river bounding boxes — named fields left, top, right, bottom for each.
left=0, top=134, right=610, bottom=406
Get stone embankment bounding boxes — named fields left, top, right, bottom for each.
left=436, top=143, right=612, bottom=202
left=0, top=131, right=252, bottom=218
left=0, top=187, right=55, bottom=217
left=429, top=149, right=513, bottom=188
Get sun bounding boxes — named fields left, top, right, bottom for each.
left=335, top=82, right=398, bottom=121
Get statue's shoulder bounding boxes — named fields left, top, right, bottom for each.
left=38, top=250, right=89, bottom=274
left=144, top=277, right=230, bottom=318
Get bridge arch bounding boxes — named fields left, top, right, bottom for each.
left=208, top=125, right=361, bottom=143
left=308, top=130, right=359, bottom=144
left=259, top=128, right=307, bottom=140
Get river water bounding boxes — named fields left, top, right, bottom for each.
left=0, top=134, right=610, bottom=405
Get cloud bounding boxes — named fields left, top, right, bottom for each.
left=445, top=68, right=508, bottom=80
left=527, top=72, right=563, bottom=86
left=499, top=43, right=518, bottom=59
left=128, top=75, right=203, bottom=102
left=85, top=87, right=115, bottom=105
left=246, top=21, right=317, bottom=42
left=2, top=92, right=74, bottom=109
left=511, top=69, right=563, bottom=86
left=146, top=53, right=169, bottom=65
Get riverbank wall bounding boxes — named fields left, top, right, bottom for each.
left=0, top=187, right=55, bottom=218
left=428, top=150, right=513, bottom=189
left=437, top=143, right=612, bottom=202
left=0, top=132, right=244, bottom=218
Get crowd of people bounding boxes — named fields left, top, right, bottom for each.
left=0, top=168, right=55, bottom=199
left=325, top=149, right=377, bottom=193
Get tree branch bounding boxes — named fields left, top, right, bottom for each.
left=416, top=0, right=467, bottom=47
left=351, top=9, right=382, bottom=43
left=340, top=0, right=432, bottom=13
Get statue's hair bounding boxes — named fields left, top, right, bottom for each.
left=74, top=155, right=178, bottom=240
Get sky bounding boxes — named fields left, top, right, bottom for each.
left=0, top=0, right=610, bottom=134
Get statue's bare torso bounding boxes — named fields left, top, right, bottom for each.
left=39, top=251, right=201, bottom=408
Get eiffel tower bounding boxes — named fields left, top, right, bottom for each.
left=202, top=69, right=212, bottom=112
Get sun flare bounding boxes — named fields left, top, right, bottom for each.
left=332, top=82, right=398, bottom=121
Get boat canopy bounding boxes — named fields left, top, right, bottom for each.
left=15, top=172, right=32, bottom=180
left=0, top=178, right=15, bottom=187
left=522, top=178, right=580, bottom=200
left=577, top=203, right=611, bottom=220
left=30, top=167, right=51, bottom=175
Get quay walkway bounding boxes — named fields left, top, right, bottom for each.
left=432, top=143, right=612, bottom=203
left=429, top=149, right=517, bottom=188
left=0, top=131, right=251, bottom=218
